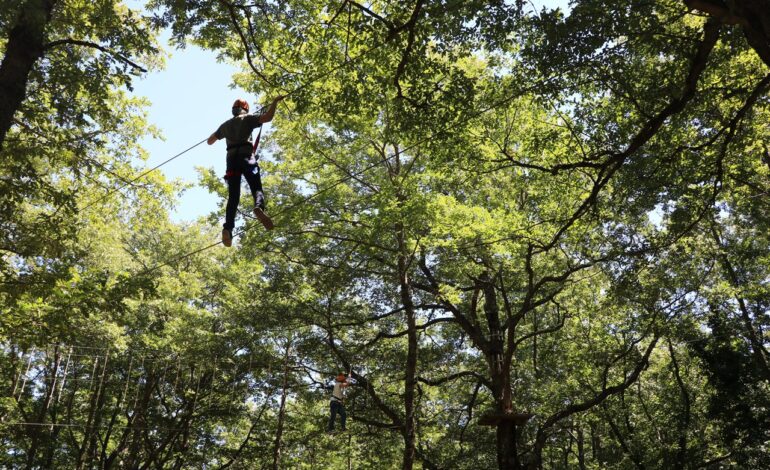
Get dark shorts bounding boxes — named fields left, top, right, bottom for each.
left=224, top=153, right=259, bottom=181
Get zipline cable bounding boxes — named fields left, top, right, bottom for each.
left=23, top=18, right=552, bottom=289
left=137, top=152, right=401, bottom=276
left=77, top=27, right=392, bottom=214
left=134, top=74, right=564, bottom=277
left=79, top=138, right=208, bottom=212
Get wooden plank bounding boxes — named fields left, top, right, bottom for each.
left=478, top=412, right=533, bottom=426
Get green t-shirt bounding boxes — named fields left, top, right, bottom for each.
left=214, top=113, right=263, bottom=156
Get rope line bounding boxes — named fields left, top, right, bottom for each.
left=0, top=417, right=265, bottom=433
left=139, top=73, right=562, bottom=275
left=6, top=331, right=731, bottom=401
left=136, top=146, right=401, bottom=276
left=7, top=327, right=740, bottom=376
left=77, top=23, right=393, bottom=214
left=0, top=421, right=194, bottom=432
left=80, top=138, right=208, bottom=212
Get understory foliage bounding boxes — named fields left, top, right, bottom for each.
left=1, top=0, right=769, bottom=468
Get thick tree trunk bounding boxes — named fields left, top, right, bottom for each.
left=172, top=369, right=203, bottom=470
left=126, top=369, right=156, bottom=469
left=391, top=144, right=418, bottom=470
left=75, top=356, right=105, bottom=470
left=0, top=0, right=58, bottom=150
left=496, top=422, right=521, bottom=470
left=272, top=340, right=292, bottom=470
left=479, top=272, right=521, bottom=470
left=667, top=340, right=691, bottom=468
left=84, top=352, right=110, bottom=467
left=577, top=425, right=586, bottom=470
left=397, top=232, right=418, bottom=470
left=684, top=0, right=770, bottom=67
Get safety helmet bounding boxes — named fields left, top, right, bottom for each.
left=232, top=98, right=249, bottom=115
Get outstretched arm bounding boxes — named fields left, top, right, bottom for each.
left=207, top=133, right=219, bottom=145
left=257, top=96, right=285, bottom=124
left=342, top=374, right=353, bottom=387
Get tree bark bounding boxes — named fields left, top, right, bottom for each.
left=684, top=0, right=770, bottom=67
left=84, top=351, right=110, bottom=468
left=481, top=272, right=521, bottom=470
left=667, top=340, right=691, bottom=468
left=126, top=368, right=157, bottom=469
left=0, top=0, right=58, bottom=150
left=272, top=340, right=292, bottom=470
left=392, top=141, right=418, bottom=470
left=75, top=356, right=104, bottom=470
left=397, top=228, right=418, bottom=470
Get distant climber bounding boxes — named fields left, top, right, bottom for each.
left=207, top=96, right=283, bottom=246
left=327, top=372, right=351, bottom=432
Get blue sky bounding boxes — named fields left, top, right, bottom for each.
left=130, top=43, right=249, bottom=223
left=129, top=0, right=572, bottom=223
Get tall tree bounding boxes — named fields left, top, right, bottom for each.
left=3, top=0, right=770, bottom=468
left=0, top=0, right=58, bottom=148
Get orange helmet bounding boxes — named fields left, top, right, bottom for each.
left=232, top=98, right=249, bottom=115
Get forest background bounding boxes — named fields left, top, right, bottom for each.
left=1, top=0, right=769, bottom=469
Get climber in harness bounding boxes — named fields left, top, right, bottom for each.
left=207, top=96, right=283, bottom=247
left=327, top=372, right=351, bottom=433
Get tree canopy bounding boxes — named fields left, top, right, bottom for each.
left=1, top=1, right=769, bottom=469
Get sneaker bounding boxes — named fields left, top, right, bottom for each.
left=253, top=207, right=274, bottom=230
left=222, top=229, right=233, bottom=247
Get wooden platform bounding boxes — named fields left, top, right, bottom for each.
left=477, top=411, right=534, bottom=426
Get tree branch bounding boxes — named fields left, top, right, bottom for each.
left=347, top=0, right=394, bottom=30
left=43, top=39, right=147, bottom=72
left=393, top=0, right=425, bottom=99
left=533, top=336, right=660, bottom=459
left=542, top=19, right=722, bottom=252
left=363, top=317, right=457, bottom=348
left=417, top=370, right=492, bottom=390
left=512, top=310, right=567, bottom=352
left=217, top=0, right=276, bottom=86
left=418, top=255, right=490, bottom=351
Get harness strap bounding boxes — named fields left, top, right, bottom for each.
left=251, top=126, right=263, bottom=157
